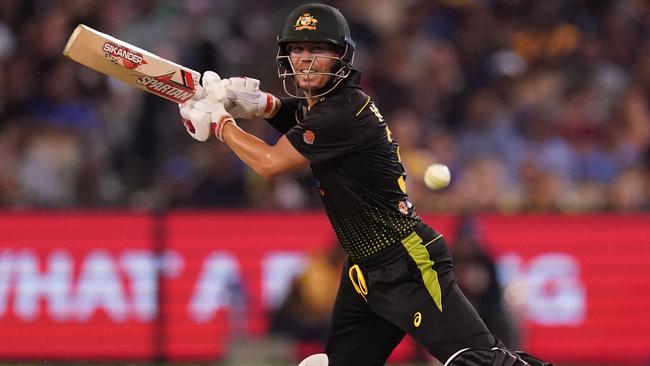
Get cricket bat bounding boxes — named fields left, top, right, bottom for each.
left=63, top=24, right=201, bottom=104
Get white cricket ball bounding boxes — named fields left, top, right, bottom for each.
left=424, top=163, right=451, bottom=190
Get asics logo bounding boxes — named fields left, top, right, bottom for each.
left=413, top=312, right=422, bottom=327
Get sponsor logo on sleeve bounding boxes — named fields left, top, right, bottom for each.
left=303, top=130, right=315, bottom=145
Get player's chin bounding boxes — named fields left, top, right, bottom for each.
left=297, top=77, right=328, bottom=92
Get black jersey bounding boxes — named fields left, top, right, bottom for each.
left=267, top=70, right=421, bottom=260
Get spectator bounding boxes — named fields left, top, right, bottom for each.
left=0, top=0, right=647, bottom=212
left=269, top=244, right=346, bottom=362
left=451, top=217, right=521, bottom=349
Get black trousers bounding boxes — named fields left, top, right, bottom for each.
left=325, top=223, right=497, bottom=366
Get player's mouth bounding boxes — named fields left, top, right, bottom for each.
left=299, top=69, right=317, bottom=76
left=298, top=70, right=322, bottom=83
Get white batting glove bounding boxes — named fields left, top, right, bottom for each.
left=179, top=99, right=236, bottom=142
left=180, top=71, right=232, bottom=105
left=220, top=77, right=277, bottom=119
left=201, top=71, right=230, bottom=105
left=179, top=71, right=237, bottom=142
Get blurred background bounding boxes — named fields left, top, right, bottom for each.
left=0, top=0, right=649, bottom=365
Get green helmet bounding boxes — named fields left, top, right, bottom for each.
left=277, top=3, right=356, bottom=51
left=276, top=3, right=356, bottom=98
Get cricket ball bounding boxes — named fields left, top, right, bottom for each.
left=423, top=163, right=451, bottom=190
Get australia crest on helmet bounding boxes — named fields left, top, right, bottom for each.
left=295, top=13, right=318, bottom=30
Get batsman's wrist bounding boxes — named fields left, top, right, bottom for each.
left=258, top=92, right=277, bottom=119
left=267, top=95, right=281, bottom=119
left=216, top=117, right=237, bottom=142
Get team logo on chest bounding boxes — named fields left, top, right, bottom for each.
left=303, top=130, right=315, bottom=144
left=398, top=201, right=409, bottom=215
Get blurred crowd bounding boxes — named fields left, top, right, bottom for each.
left=0, top=0, right=649, bottom=212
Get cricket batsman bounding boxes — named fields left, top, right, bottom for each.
left=179, top=3, right=553, bottom=366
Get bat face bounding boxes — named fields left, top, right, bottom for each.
left=63, top=25, right=201, bottom=104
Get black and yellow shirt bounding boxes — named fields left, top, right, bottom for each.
left=267, top=70, right=421, bottom=260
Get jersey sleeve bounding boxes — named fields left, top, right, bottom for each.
left=285, top=98, right=366, bottom=164
left=265, top=97, right=298, bottom=134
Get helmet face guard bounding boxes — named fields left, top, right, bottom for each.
left=276, top=3, right=356, bottom=99
left=276, top=43, right=354, bottom=99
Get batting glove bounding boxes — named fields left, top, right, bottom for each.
left=179, top=99, right=236, bottom=142
left=201, top=71, right=230, bottom=105
left=220, top=77, right=277, bottom=119
left=179, top=71, right=238, bottom=142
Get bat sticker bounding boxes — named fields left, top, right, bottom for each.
left=136, top=72, right=195, bottom=103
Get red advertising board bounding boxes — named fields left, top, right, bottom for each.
left=0, top=212, right=648, bottom=364
left=161, top=212, right=458, bottom=361
left=0, top=212, right=156, bottom=360
left=477, top=214, right=650, bottom=365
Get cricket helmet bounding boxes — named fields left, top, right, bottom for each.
left=277, top=3, right=356, bottom=50
left=276, top=3, right=356, bottom=98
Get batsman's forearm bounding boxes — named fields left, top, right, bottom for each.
left=221, top=123, right=279, bottom=180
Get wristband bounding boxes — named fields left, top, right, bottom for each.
left=215, top=116, right=237, bottom=142
left=259, top=93, right=277, bottom=119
